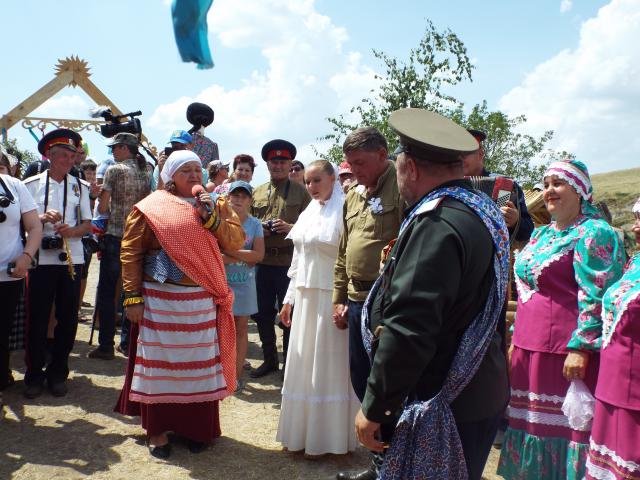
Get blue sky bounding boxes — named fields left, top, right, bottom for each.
left=1, top=0, right=636, bottom=184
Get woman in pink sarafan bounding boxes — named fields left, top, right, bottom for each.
left=584, top=197, right=640, bottom=480
left=114, top=150, right=244, bottom=459
left=498, top=160, right=625, bottom=479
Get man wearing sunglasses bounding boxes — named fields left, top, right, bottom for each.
left=288, top=160, right=305, bottom=185
left=89, top=133, right=151, bottom=361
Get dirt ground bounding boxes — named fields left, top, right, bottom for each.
left=1, top=262, right=502, bottom=480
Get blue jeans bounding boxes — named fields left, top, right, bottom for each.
left=96, top=235, right=121, bottom=351
left=347, top=300, right=372, bottom=402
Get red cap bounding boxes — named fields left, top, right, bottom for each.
left=266, top=149, right=293, bottom=161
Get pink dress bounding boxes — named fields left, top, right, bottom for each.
left=586, top=254, right=640, bottom=480
left=498, top=216, right=624, bottom=480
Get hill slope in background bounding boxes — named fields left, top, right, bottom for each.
left=592, top=167, right=640, bottom=229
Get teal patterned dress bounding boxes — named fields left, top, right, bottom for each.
left=498, top=214, right=624, bottom=480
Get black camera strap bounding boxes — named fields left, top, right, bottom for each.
left=0, top=175, right=15, bottom=203
left=43, top=172, right=68, bottom=224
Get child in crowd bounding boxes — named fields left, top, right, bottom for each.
left=220, top=181, right=264, bottom=392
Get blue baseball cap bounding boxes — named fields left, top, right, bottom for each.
left=228, top=180, right=253, bottom=196
left=169, top=130, right=193, bottom=144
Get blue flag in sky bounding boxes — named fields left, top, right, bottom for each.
left=172, top=0, right=214, bottom=69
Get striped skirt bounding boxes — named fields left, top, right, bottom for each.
left=498, top=347, right=599, bottom=480
left=129, top=282, right=227, bottom=404
left=585, top=399, right=640, bottom=480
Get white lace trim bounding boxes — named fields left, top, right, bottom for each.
left=511, top=389, right=564, bottom=404
left=546, top=168, right=591, bottom=202
left=586, top=457, right=618, bottom=480
left=590, top=438, right=640, bottom=473
left=515, top=242, right=577, bottom=304
left=508, top=406, right=591, bottom=432
left=602, top=288, right=640, bottom=348
left=281, top=391, right=356, bottom=404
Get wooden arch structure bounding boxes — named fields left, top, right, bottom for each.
left=0, top=56, right=155, bottom=154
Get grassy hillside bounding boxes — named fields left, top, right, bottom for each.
left=592, top=167, right=640, bottom=229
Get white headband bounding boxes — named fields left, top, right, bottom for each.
left=160, top=150, right=201, bottom=184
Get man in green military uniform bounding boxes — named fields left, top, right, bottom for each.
left=332, top=127, right=403, bottom=399
left=333, top=127, right=403, bottom=480
left=250, top=139, right=311, bottom=378
left=351, top=109, right=510, bottom=480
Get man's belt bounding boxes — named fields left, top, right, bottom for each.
left=350, top=279, right=375, bottom=292
left=265, top=245, right=294, bottom=257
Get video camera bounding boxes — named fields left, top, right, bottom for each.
left=90, top=106, right=142, bottom=138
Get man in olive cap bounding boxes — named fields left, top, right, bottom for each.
left=348, top=109, right=510, bottom=480
left=89, top=132, right=151, bottom=360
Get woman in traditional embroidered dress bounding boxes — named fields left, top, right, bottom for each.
left=498, top=159, right=624, bottom=479
left=276, top=160, right=359, bottom=457
left=114, top=150, right=244, bottom=459
left=584, top=198, right=640, bottom=480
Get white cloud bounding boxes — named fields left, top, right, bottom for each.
left=148, top=0, right=378, bottom=183
left=560, top=0, right=573, bottom=13
left=499, top=0, right=640, bottom=173
left=31, top=94, right=91, bottom=118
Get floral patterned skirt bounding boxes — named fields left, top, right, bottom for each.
left=498, top=347, right=599, bottom=479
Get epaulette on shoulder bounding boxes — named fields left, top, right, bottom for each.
left=414, top=197, right=444, bottom=217
left=23, top=175, right=41, bottom=183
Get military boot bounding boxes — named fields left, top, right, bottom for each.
left=250, top=345, right=279, bottom=378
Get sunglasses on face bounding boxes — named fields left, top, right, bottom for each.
left=289, top=166, right=303, bottom=173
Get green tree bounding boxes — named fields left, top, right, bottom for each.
left=2, top=137, right=38, bottom=176
left=451, top=101, right=559, bottom=187
left=317, top=22, right=569, bottom=187
left=316, top=20, right=473, bottom=163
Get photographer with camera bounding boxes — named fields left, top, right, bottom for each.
left=0, top=149, right=42, bottom=405
left=250, top=139, right=310, bottom=378
left=88, top=133, right=151, bottom=360
left=23, top=129, right=92, bottom=399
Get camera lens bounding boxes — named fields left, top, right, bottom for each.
left=58, top=252, right=68, bottom=262
left=0, top=212, right=5, bottom=223
left=0, top=196, right=10, bottom=208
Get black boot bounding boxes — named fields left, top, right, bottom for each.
left=335, top=467, right=377, bottom=480
left=337, top=455, right=379, bottom=480
left=250, top=345, right=278, bottom=378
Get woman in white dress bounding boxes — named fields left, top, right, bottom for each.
left=276, top=159, right=359, bottom=457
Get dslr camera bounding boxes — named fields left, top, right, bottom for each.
left=41, top=235, right=63, bottom=250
